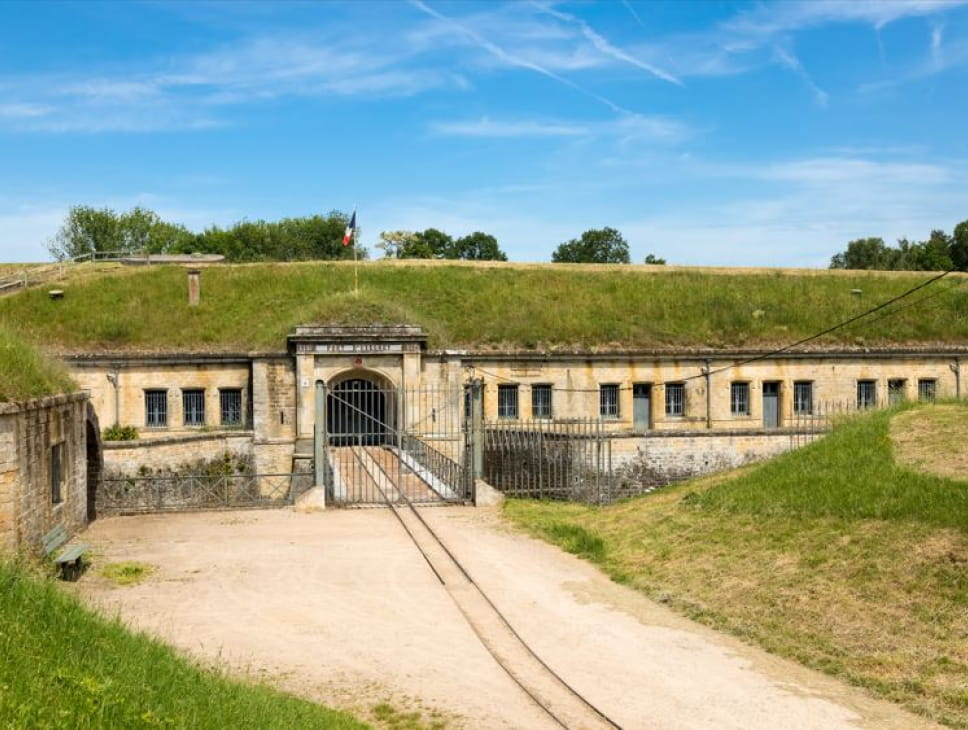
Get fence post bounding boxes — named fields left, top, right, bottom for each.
left=314, top=380, right=328, bottom=498
left=471, top=378, right=484, bottom=483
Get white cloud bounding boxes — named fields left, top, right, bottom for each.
left=432, top=117, right=588, bottom=137
left=759, top=157, right=953, bottom=186
left=409, top=0, right=631, bottom=114
left=0, top=103, right=54, bottom=118
left=431, top=113, right=689, bottom=142
left=536, top=4, right=682, bottom=85
left=725, top=0, right=967, bottom=35
left=931, top=23, right=945, bottom=71
left=771, top=46, right=829, bottom=106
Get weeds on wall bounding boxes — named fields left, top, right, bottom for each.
left=102, top=424, right=138, bottom=441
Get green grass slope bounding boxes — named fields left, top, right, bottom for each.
left=0, top=560, right=367, bottom=729
left=0, top=325, right=75, bottom=401
left=1, top=261, right=966, bottom=352
left=505, top=402, right=968, bottom=728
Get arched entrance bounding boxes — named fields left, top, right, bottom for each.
left=326, top=376, right=395, bottom=446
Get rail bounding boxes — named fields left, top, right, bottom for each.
left=97, top=472, right=294, bottom=514
left=399, top=433, right=472, bottom=502
left=352, top=445, right=623, bottom=730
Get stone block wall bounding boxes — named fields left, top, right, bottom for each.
left=0, top=393, right=89, bottom=553
left=609, top=429, right=819, bottom=486
left=252, top=357, right=296, bottom=442
left=103, top=431, right=255, bottom=474
left=70, top=357, right=251, bottom=437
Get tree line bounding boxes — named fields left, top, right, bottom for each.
left=47, top=206, right=358, bottom=262
left=47, top=205, right=670, bottom=265
left=829, top=219, right=968, bottom=271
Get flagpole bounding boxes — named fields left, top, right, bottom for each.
left=353, top=204, right=359, bottom=296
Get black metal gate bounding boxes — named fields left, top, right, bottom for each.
left=320, top=381, right=473, bottom=507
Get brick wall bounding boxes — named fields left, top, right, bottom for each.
left=0, top=393, right=89, bottom=553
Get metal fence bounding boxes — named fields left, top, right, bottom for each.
left=97, top=472, right=294, bottom=514
left=483, top=419, right=613, bottom=502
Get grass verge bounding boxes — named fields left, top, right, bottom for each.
left=101, top=561, right=155, bottom=586
left=0, top=324, right=75, bottom=401
left=0, top=558, right=368, bottom=729
left=2, top=261, right=967, bottom=351
left=505, top=402, right=968, bottom=728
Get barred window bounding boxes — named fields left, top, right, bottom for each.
left=145, top=390, right=168, bottom=427
left=182, top=389, right=205, bottom=426
left=793, top=381, right=813, bottom=415
left=497, top=384, right=519, bottom=420
left=220, top=389, right=243, bottom=426
left=888, top=378, right=907, bottom=406
left=599, top=384, right=619, bottom=418
left=918, top=379, right=937, bottom=402
left=665, top=383, right=684, bottom=417
left=531, top=384, right=552, bottom=419
left=857, top=380, right=877, bottom=409
left=50, top=443, right=63, bottom=505
left=730, top=382, right=750, bottom=416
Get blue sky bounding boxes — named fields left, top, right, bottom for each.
left=1, top=0, right=967, bottom=266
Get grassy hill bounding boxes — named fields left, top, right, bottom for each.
left=0, top=325, right=75, bottom=401
left=506, top=402, right=968, bottom=728
left=1, top=261, right=966, bottom=352
left=0, top=559, right=366, bottom=729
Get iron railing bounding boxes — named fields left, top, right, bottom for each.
left=97, top=472, right=294, bottom=514
left=483, top=419, right=613, bottom=503
left=399, top=433, right=472, bottom=502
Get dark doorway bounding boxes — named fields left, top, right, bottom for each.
left=632, top=383, right=651, bottom=433
left=762, top=382, right=780, bottom=429
left=327, top=379, right=390, bottom=446
left=85, top=420, right=101, bottom=521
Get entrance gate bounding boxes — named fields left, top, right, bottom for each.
left=317, top=379, right=473, bottom=507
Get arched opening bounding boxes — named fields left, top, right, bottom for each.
left=84, top=404, right=103, bottom=522
left=326, top=376, right=395, bottom=446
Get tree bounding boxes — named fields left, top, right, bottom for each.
left=552, top=227, right=630, bottom=264
left=451, top=232, right=507, bottom=261
left=376, top=230, right=418, bottom=259
left=906, top=230, right=953, bottom=271
left=644, top=253, right=666, bottom=265
left=949, top=219, right=968, bottom=271
left=829, top=237, right=891, bottom=270
left=47, top=206, right=125, bottom=260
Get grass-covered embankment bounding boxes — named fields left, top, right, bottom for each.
left=506, top=402, right=968, bottom=728
left=1, top=261, right=967, bottom=351
left=0, top=325, right=75, bottom=401
left=0, top=559, right=367, bottom=729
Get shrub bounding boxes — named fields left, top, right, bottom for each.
left=102, top=424, right=139, bottom=441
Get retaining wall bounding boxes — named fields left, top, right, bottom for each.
left=0, top=393, right=89, bottom=553
left=610, top=429, right=823, bottom=485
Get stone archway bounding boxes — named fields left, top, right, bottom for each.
left=325, top=372, right=396, bottom=447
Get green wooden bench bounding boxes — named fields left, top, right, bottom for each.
left=42, top=524, right=89, bottom=581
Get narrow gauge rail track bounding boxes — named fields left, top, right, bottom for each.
left=350, top=446, right=624, bottom=730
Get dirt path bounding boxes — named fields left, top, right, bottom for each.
left=73, top=507, right=940, bottom=729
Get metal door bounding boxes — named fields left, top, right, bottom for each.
left=762, top=382, right=780, bottom=429
left=632, top=383, right=651, bottom=433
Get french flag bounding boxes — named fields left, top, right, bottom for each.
left=342, top=210, right=357, bottom=246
